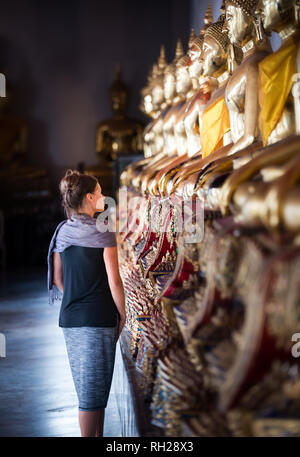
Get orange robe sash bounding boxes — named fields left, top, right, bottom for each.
left=200, top=96, right=230, bottom=159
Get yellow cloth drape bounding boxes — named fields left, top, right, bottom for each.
left=258, top=34, right=299, bottom=146
left=200, top=96, right=230, bottom=158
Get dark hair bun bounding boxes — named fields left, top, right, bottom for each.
left=60, top=169, right=80, bottom=194
left=59, top=168, right=98, bottom=218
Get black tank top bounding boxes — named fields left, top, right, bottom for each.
left=59, top=245, right=120, bottom=328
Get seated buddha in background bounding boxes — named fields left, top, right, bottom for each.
left=88, top=66, right=143, bottom=195
left=219, top=0, right=300, bottom=235
left=96, top=65, right=144, bottom=162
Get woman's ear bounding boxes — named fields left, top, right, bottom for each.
left=86, top=192, right=93, bottom=202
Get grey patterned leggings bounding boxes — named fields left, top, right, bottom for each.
left=62, top=321, right=119, bottom=411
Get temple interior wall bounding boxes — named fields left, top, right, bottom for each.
left=0, top=0, right=190, bottom=195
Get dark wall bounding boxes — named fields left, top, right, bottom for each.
left=0, top=0, right=191, bottom=194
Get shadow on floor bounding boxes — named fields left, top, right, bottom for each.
left=0, top=266, right=139, bottom=437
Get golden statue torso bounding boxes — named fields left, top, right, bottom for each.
left=96, top=117, right=143, bottom=160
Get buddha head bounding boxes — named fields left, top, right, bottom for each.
left=164, top=39, right=183, bottom=102
left=176, top=54, right=192, bottom=94
left=202, top=16, right=229, bottom=76
left=187, top=40, right=203, bottom=81
left=151, top=46, right=167, bottom=111
left=187, top=4, right=214, bottom=81
left=164, top=71, right=176, bottom=101
left=224, top=0, right=259, bottom=47
left=109, top=66, right=128, bottom=116
left=151, top=81, right=164, bottom=110
left=140, top=86, right=154, bottom=116
left=140, top=64, right=156, bottom=116
left=187, top=30, right=205, bottom=83
left=255, top=0, right=296, bottom=33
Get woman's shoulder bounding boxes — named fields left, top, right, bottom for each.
left=97, top=230, right=117, bottom=248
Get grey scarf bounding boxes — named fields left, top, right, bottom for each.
left=47, top=213, right=117, bottom=305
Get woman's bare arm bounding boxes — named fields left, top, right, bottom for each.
left=53, top=251, right=64, bottom=294
left=103, top=246, right=126, bottom=321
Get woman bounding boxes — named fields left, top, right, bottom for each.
left=47, top=169, right=126, bottom=437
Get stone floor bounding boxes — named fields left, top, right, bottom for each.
left=0, top=266, right=140, bottom=437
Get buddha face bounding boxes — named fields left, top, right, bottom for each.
left=188, top=45, right=203, bottom=80
left=176, top=66, right=191, bottom=94
left=143, top=92, right=153, bottom=115
left=164, top=72, right=176, bottom=101
left=256, top=0, right=293, bottom=32
left=110, top=91, right=127, bottom=114
left=202, top=35, right=224, bottom=76
left=152, top=81, right=165, bottom=109
left=224, top=2, right=253, bottom=47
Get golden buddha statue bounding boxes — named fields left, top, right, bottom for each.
left=167, top=13, right=233, bottom=197
left=199, top=17, right=231, bottom=159
left=174, top=53, right=194, bottom=157
left=150, top=46, right=171, bottom=159
left=222, top=0, right=270, bottom=155
left=228, top=151, right=300, bottom=234
left=120, top=61, right=162, bottom=187
left=89, top=66, right=144, bottom=195
left=196, top=0, right=274, bottom=180
left=184, top=32, right=207, bottom=158
left=138, top=40, right=186, bottom=194
left=149, top=35, right=200, bottom=196
left=129, top=46, right=170, bottom=190
left=184, top=8, right=214, bottom=160
left=140, top=63, right=157, bottom=119
left=96, top=65, right=144, bottom=161
left=170, top=0, right=273, bottom=200
left=140, top=64, right=159, bottom=159
left=160, top=40, right=185, bottom=158
left=153, top=12, right=224, bottom=198
left=258, top=0, right=299, bottom=145
left=219, top=0, right=300, bottom=235
left=157, top=7, right=223, bottom=197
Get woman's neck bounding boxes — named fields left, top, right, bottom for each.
left=76, top=210, right=95, bottom=218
